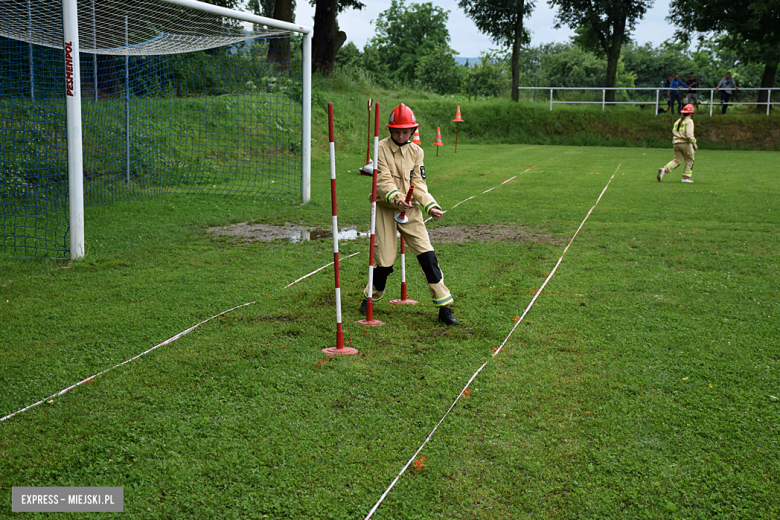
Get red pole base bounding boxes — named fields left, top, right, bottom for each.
left=357, top=299, right=384, bottom=326
left=390, top=282, right=416, bottom=305
left=389, top=298, right=418, bottom=305
left=356, top=318, right=384, bottom=326
left=322, top=346, right=359, bottom=355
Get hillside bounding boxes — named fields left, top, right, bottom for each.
left=313, top=74, right=780, bottom=158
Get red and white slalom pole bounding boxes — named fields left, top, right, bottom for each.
left=361, top=98, right=373, bottom=175
left=389, top=237, right=418, bottom=305
left=357, top=102, right=384, bottom=326
left=323, top=103, right=359, bottom=355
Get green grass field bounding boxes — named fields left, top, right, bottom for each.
left=1, top=143, right=779, bottom=519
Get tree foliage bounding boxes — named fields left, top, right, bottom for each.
left=415, top=46, right=464, bottom=95
left=246, top=0, right=288, bottom=20
left=465, top=51, right=513, bottom=97
left=668, top=0, right=780, bottom=103
left=515, top=43, right=635, bottom=89
left=458, top=0, right=535, bottom=101
left=366, top=0, right=457, bottom=86
left=329, top=21, right=776, bottom=102
left=549, top=0, right=653, bottom=101
left=620, top=37, right=766, bottom=89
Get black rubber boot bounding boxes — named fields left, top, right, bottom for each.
left=438, top=307, right=458, bottom=325
left=359, top=299, right=368, bottom=315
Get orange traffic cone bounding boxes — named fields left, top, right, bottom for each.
left=452, top=105, right=464, bottom=122
left=452, top=105, right=464, bottom=153
left=412, top=128, right=422, bottom=145
left=433, top=127, right=443, bottom=156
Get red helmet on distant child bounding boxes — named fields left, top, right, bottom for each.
left=387, top=103, right=419, bottom=129
left=681, top=104, right=695, bottom=114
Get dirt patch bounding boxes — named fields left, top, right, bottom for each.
left=207, top=222, right=367, bottom=243
left=208, top=222, right=312, bottom=243
left=208, top=222, right=563, bottom=245
left=428, top=225, right=565, bottom=245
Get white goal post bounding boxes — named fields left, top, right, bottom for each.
left=60, top=0, right=312, bottom=259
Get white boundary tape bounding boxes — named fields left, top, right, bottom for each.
left=423, top=172, right=525, bottom=225
left=2, top=252, right=363, bottom=423
left=1, top=301, right=255, bottom=422
left=365, top=172, right=616, bottom=519
left=0, top=170, right=529, bottom=421
left=0, top=169, right=531, bottom=423
left=285, top=251, right=361, bottom=288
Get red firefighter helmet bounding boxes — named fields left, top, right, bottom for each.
left=387, top=103, right=419, bottom=129
left=681, top=103, right=695, bottom=114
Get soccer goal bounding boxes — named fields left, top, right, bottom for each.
left=1, top=0, right=311, bottom=259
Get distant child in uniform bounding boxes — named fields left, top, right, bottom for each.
left=359, top=103, right=458, bottom=325
left=658, top=103, right=698, bottom=184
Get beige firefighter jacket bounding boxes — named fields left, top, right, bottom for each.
left=371, top=136, right=440, bottom=216
left=672, top=118, right=697, bottom=145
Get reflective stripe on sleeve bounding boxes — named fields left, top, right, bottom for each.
left=386, top=189, right=401, bottom=204
left=424, top=201, right=438, bottom=215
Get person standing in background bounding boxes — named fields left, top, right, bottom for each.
left=669, top=74, right=685, bottom=114
left=715, top=72, right=739, bottom=114
left=663, top=75, right=673, bottom=113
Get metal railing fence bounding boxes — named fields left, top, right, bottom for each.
left=517, top=87, right=775, bottom=116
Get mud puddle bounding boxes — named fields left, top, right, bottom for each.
left=207, top=222, right=368, bottom=243
left=208, top=222, right=563, bottom=245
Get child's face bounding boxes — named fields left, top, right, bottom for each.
left=391, top=127, right=414, bottom=144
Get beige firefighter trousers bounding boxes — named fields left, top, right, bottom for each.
left=363, top=203, right=452, bottom=306
left=665, top=143, right=695, bottom=178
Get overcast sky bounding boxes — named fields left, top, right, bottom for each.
left=292, top=0, right=677, bottom=57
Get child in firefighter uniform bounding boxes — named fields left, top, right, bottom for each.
left=658, top=103, right=698, bottom=184
left=360, top=103, right=458, bottom=325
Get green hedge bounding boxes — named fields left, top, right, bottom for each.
left=313, top=74, right=780, bottom=154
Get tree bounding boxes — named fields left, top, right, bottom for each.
left=247, top=0, right=278, bottom=20
left=366, top=0, right=456, bottom=85
left=620, top=39, right=694, bottom=87
left=465, top=51, right=512, bottom=97
left=688, top=35, right=765, bottom=89
left=668, top=0, right=780, bottom=109
left=458, top=0, right=534, bottom=102
left=311, top=0, right=365, bottom=75
left=415, top=46, right=464, bottom=94
left=261, top=0, right=296, bottom=72
left=549, top=0, right=653, bottom=102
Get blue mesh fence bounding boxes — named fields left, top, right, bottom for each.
left=2, top=33, right=303, bottom=258
left=1, top=37, right=69, bottom=257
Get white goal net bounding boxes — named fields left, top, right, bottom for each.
left=1, top=0, right=312, bottom=258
